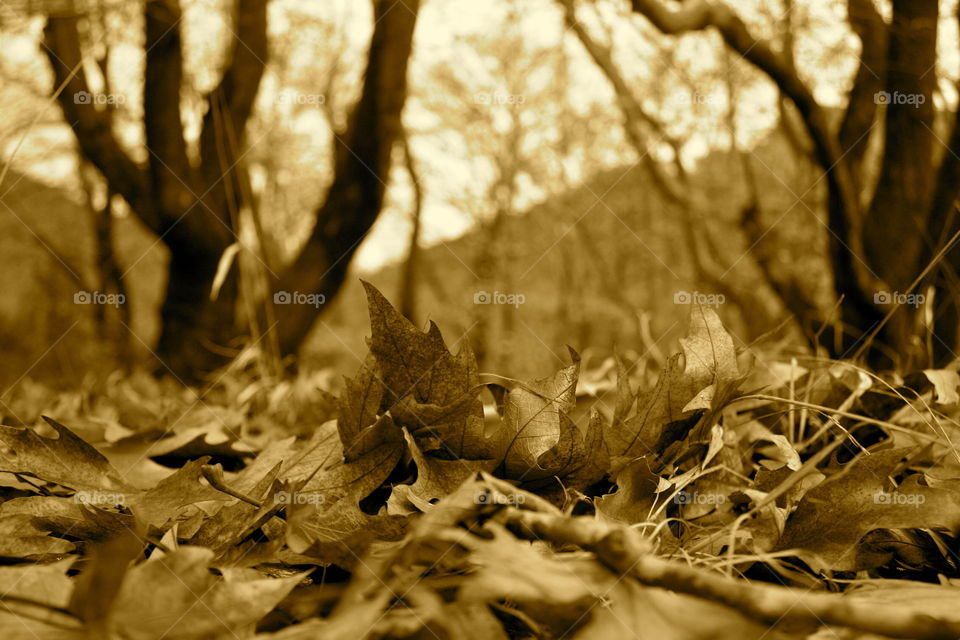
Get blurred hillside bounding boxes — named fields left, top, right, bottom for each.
left=311, top=122, right=833, bottom=379
left=0, top=167, right=165, bottom=387
left=0, top=117, right=841, bottom=385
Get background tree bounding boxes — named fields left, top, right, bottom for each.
left=408, top=5, right=640, bottom=372
left=43, top=0, right=419, bottom=380
left=614, top=0, right=960, bottom=368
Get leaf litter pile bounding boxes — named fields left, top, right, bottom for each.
left=3, top=282, right=960, bottom=639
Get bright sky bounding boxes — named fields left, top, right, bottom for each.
left=356, top=0, right=586, bottom=270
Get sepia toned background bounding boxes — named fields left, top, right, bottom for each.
left=4, top=2, right=960, bottom=638
left=0, top=0, right=957, bottom=389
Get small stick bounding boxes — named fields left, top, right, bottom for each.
left=502, top=509, right=960, bottom=640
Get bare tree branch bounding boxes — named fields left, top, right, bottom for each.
left=143, top=1, right=202, bottom=240
left=837, top=0, right=887, bottom=190
left=774, top=0, right=812, bottom=159
left=198, top=0, right=268, bottom=224
left=925, top=9, right=960, bottom=263
left=275, top=0, right=421, bottom=355
left=42, top=16, right=159, bottom=232
left=503, top=509, right=960, bottom=640
left=398, top=126, right=424, bottom=323
left=560, top=0, right=686, bottom=205
left=563, top=0, right=787, bottom=337
left=627, top=0, right=887, bottom=348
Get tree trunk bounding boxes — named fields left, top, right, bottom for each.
left=273, top=0, right=420, bottom=356
left=625, top=0, right=960, bottom=368
left=398, top=128, right=424, bottom=324
left=860, top=0, right=938, bottom=368
left=46, top=0, right=422, bottom=379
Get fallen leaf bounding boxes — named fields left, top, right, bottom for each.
left=492, top=347, right=580, bottom=478
left=363, top=281, right=479, bottom=415
left=610, top=307, right=741, bottom=459
left=0, top=417, right=132, bottom=492
left=110, top=546, right=301, bottom=639
left=924, top=369, right=960, bottom=405
left=775, top=448, right=960, bottom=571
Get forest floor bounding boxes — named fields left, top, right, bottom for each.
left=0, top=282, right=959, bottom=639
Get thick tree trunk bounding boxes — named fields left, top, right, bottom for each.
left=45, top=0, right=267, bottom=381
left=859, top=0, right=938, bottom=368
left=157, top=251, right=240, bottom=377
left=144, top=1, right=246, bottom=378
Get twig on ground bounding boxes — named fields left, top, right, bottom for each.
left=501, top=509, right=960, bottom=640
